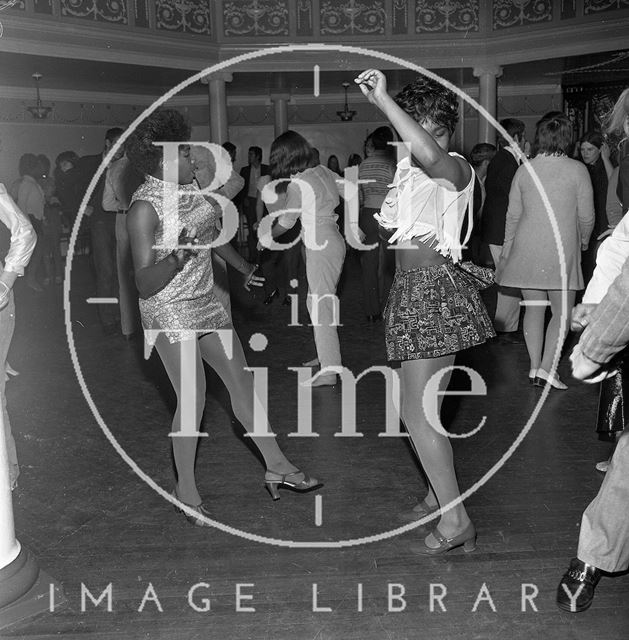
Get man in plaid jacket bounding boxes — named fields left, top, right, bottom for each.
left=557, top=252, right=629, bottom=612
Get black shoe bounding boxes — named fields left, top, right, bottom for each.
left=556, top=558, right=601, bottom=612
left=263, top=289, right=279, bottom=305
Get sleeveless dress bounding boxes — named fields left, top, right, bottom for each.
left=131, top=174, right=229, bottom=343
left=377, top=155, right=495, bottom=361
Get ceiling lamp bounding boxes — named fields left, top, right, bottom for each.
left=27, top=73, right=52, bottom=120
left=337, top=81, right=357, bottom=122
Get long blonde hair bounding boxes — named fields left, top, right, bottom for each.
left=605, top=87, right=629, bottom=135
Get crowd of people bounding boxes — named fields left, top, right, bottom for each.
left=1, top=71, right=629, bottom=614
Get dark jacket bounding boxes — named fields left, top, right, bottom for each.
left=481, top=148, right=519, bottom=246
left=238, top=163, right=269, bottom=205
left=73, top=153, right=107, bottom=217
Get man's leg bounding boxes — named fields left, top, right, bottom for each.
left=557, top=430, right=629, bottom=612
left=115, top=213, right=140, bottom=336
left=489, top=243, right=520, bottom=333
left=91, top=213, right=119, bottom=332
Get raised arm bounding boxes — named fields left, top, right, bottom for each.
left=355, top=69, right=470, bottom=191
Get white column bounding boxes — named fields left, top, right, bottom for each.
left=473, top=65, right=503, bottom=145
left=270, top=92, right=290, bottom=137
left=205, top=72, right=233, bottom=144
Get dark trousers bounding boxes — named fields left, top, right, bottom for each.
left=359, top=207, right=382, bottom=317
left=260, top=241, right=302, bottom=296
left=90, top=212, right=119, bottom=328
left=242, top=196, right=258, bottom=261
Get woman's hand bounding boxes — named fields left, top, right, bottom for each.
left=570, top=303, right=597, bottom=332
left=171, top=225, right=199, bottom=269
left=601, top=142, right=611, bottom=162
left=354, top=70, right=389, bottom=108
left=243, top=263, right=264, bottom=291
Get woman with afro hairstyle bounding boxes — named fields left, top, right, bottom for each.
left=355, top=70, right=495, bottom=555
left=126, top=109, right=321, bottom=524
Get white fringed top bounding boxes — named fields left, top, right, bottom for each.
left=374, top=153, right=475, bottom=263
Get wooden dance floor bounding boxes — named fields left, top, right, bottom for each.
left=4, top=253, right=628, bottom=639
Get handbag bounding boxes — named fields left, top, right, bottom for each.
left=455, top=260, right=495, bottom=290
left=596, top=349, right=629, bottom=441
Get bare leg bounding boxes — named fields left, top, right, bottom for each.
left=154, top=333, right=206, bottom=506
left=540, top=289, right=575, bottom=374
left=400, top=355, right=472, bottom=544
left=198, top=327, right=300, bottom=476
left=521, top=289, right=547, bottom=373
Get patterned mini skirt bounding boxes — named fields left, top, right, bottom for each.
left=383, top=261, right=496, bottom=361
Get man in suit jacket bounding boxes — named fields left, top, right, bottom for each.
left=481, top=118, right=527, bottom=337
left=75, top=127, right=124, bottom=335
left=238, top=146, right=269, bottom=261
left=557, top=252, right=629, bottom=612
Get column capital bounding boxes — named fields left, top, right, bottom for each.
left=472, top=65, right=503, bottom=79
left=200, top=72, right=233, bottom=85
left=269, top=91, right=291, bottom=102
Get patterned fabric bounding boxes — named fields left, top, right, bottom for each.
left=384, top=262, right=495, bottom=361
left=131, top=174, right=229, bottom=344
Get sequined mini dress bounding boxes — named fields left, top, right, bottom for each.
left=131, top=174, right=229, bottom=343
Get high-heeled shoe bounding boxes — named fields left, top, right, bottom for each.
left=5, top=363, right=19, bottom=377
left=397, top=499, right=440, bottom=523
left=409, top=522, right=476, bottom=555
left=528, top=369, right=537, bottom=385
left=534, top=369, right=567, bottom=390
left=264, top=469, right=323, bottom=501
left=171, top=490, right=212, bottom=527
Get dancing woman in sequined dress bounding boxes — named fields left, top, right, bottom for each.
left=126, top=110, right=321, bottom=525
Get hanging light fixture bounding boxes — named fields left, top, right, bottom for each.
left=27, top=73, right=52, bottom=120
left=337, top=81, right=357, bottom=122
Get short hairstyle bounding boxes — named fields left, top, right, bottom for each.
left=394, top=76, right=459, bottom=135
left=371, top=126, right=394, bottom=151
left=37, top=154, right=51, bottom=174
left=604, top=87, right=629, bottom=135
left=105, top=127, right=124, bottom=144
left=249, top=146, right=262, bottom=161
left=469, top=143, right=497, bottom=168
left=222, top=142, right=236, bottom=155
left=327, top=155, right=340, bottom=171
left=126, top=109, right=191, bottom=176
left=536, top=113, right=573, bottom=155
left=269, top=130, right=313, bottom=181
left=498, top=118, right=526, bottom=147
left=580, top=130, right=604, bottom=149
left=56, top=150, right=79, bottom=167
left=347, top=153, right=362, bottom=167
left=19, top=153, right=40, bottom=177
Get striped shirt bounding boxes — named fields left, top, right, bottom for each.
left=359, top=152, right=396, bottom=209
left=580, top=246, right=629, bottom=364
